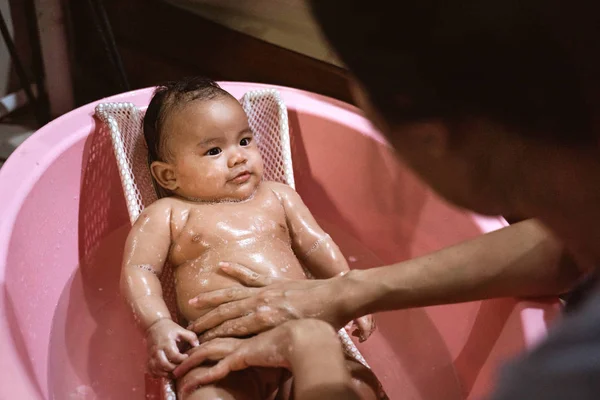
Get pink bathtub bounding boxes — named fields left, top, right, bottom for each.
left=0, top=82, right=559, bottom=399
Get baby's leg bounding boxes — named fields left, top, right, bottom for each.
left=345, top=358, right=382, bottom=400
left=177, top=366, right=286, bottom=400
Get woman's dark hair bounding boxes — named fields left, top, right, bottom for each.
left=143, top=76, right=231, bottom=163
left=309, top=0, right=600, bottom=144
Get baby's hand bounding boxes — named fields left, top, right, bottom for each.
left=347, top=314, right=376, bottom=343
left=145, top=318, right=200, bottom=377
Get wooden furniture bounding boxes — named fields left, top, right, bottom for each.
left=67, top=0, right=354, bottom=106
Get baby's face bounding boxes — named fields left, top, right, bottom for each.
left=160, top=95, right=264, bottom=202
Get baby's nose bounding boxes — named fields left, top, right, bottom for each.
left=228, top=150, right=247, bottom=167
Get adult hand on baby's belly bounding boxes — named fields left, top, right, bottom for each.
left=186, top=262, right=350, bottom=341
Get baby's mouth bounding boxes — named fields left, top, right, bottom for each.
left=229, top=170, right=252, bottom=184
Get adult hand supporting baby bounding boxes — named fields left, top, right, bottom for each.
left=187, top=262, right=358, bottom=341
left=175, top=319, right=359, bottom=399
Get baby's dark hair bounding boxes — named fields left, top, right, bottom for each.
left=144, top=76, right=231, bottom=163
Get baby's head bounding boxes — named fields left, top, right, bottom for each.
left=144, top=77, right=263, bottom=202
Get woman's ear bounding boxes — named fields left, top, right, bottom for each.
left=151, top=161, right=178, bottom=191
left=410, top=122, right=449, bottom=158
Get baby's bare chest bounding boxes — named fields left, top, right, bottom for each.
left=170, top=196, right=289, bottom=264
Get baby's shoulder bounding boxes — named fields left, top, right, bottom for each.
left=262, top=180, right=296, bottom=195
left=130, top=198, right=177, bottom=232
left=142, top=197, right=175, bottom=214
left=138, top=197, right=191, bottom=221
left=137, top=197, right=195, bottom=236
left=262, top=181, right=300, bottom=201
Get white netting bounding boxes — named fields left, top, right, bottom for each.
left=95, top=102, right=180, bottom=331
left=241, top=89, right=295, bottom=188
left=95, top=89, right=371, bottom=399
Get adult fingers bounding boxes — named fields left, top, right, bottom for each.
left=188, top=286, right=259, bottom=308
left=173, top=348, right=211, bottom=379
left=219, top=262, right=284, bottom=287
left=198, top=314, right=268, bottom=343
left=179, top=359, right=232, bottom=394
left=174, top=339, right=241, bottom=378
left=187, top=299, right=251, bottom=333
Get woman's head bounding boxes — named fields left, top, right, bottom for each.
left=310, top=0, right=600, bottom=216
left=143, top=77, right=264, bottom=202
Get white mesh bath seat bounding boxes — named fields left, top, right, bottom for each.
left=96, top=88, right=373, bottom=399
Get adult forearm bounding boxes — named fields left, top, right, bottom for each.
left=342, top=219, right=582, bottom=318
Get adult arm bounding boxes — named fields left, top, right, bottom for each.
left=188, top=219, right=582, bottom=340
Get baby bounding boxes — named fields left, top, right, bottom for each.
left=121, top=77, right=377, bottom=400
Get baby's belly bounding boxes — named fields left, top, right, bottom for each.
left=174, top=238, right=306, bottom=323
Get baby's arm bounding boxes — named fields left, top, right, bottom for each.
left=121, top=200, right=198, bottom=376
left=121, top=201, right=173, bottom=328
left=270, top=182, right=349, bottom=279
left=270, top=183, right=375, bottom=340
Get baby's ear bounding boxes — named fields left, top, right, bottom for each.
left=150, top=161, right=178, bottom=191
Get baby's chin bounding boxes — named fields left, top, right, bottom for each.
left=228, top=182, right=261, bottom=202
left=223, top=188, right=257, bottom=202
left=183, top=182, right=260, bottom=203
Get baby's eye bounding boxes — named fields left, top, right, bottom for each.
left=240, top=137, right=251, bottom=146
left=206, top=147, right=222, bottom=156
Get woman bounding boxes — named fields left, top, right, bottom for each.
left=176, top=0, right=600, bottom=398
